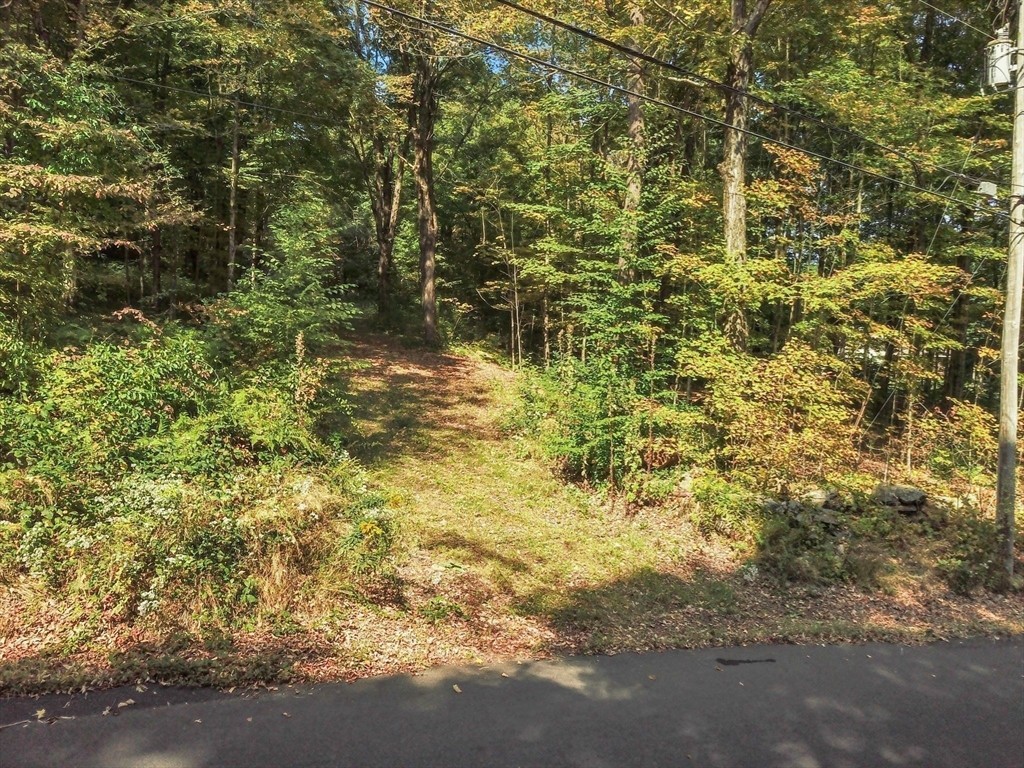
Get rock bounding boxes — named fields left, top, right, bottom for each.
left=823, top=490, right=852, bottom=512
left=801, top=489, right=851, bottom=512
left=871, top=484, right=926, bottom=513
left=802, top=489, right=830, bottom=507
left=812, top=510, right=840, bottom=527
left=765, top=497, right=842, bottom=529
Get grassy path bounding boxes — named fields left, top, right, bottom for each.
left=2, top=336, right=1019, bottom=695
left=343, top=336, right=723, bottom=656
left=342, top=337, right=1024, bottom=662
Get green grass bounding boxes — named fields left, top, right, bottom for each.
left=2, top=334, right=1020, bottom=695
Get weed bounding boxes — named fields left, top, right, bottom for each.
left=418, top=596, right=466, bottom=623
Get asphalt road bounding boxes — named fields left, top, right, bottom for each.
left=2, top=638, right=1022, bottom=768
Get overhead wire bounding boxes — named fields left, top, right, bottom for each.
left=359, top=0, right=1007, bottom=219
left=489, top=0, right=1003, bottom=187
left=106, top=4, right=1009, bottom=219
left=917, top=0, right=993, bottom=36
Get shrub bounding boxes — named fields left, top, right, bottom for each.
left=680, top=339, right=862, bottom=492
left=0, top=328, right=215, bottom=481
left=0, top=308, right=393, bottom=627
left=513, top=359, right=711, bottom=500
left=338, top=492, right=398, bottom=575
left=916, top=400, right=998, bottom=485
left=756, top=512, right=849, bottom=584
left=203, top=184, right=358, bottom=366
left=933, top=508, right=1004, bottom=595
left=4, top=463, right=398, bottom=625
left=689, top=472, right=762, bottom=539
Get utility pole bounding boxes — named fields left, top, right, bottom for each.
left=995, top=2, right=1024, bottom=581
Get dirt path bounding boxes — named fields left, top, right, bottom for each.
left=340, top=337, right=1024, bottom=664
left=3, top=336, right=1019, bottom=695
left=345, top=336, right=513, bottom=469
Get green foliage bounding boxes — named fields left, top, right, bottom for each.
left=4, top=465, right=393, bottom=623
left=933, top=509, right=1004, bottom=595
left=0, top=318, right=38, bottom=395
left=917, top=400, right=999, bottom=485
left=756, top=510, right=851, bottom=585
left=339, top=492, right=399, bottom=575
left=679, top=339, right=862, bottom=491
left=689, top=472, right=762, bottom=540
left=418, top=596, right=466, bottom=623
left=0, top=328, right=215, bottom=485
left=205, top=185, right=358, bottom=365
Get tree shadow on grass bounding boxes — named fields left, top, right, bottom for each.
left=340, top=337, right=499, bottom=466
left=514, top=566, right=739, bottom=653
left=422, top=532, right=530, bottom=573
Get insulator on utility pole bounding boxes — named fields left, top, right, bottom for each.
left=987, top=26, right=1014, bottom=89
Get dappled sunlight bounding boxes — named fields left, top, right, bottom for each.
left=3, top=637, right=1020, bottom=768
left=523, top=660, right=640, bottom=701
left=94, top=737, right=209, bottom=768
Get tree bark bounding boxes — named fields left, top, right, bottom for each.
left=370, top=134, right=405, bottom=316
left=620, top=0, right=645, bottom=279
left=719, top=0, right=772, bottom=350
left=413, top=53, right=440, bottom=345
left=152, top=227, right=162, bottom=299
left=227, top=100, right=240, bottom=292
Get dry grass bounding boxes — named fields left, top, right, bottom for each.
left=1, top=334, right=1021, bottom=695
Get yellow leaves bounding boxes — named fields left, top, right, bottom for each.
left=360, top=520, right=385, bottom=539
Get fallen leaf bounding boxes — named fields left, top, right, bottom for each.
left=500, top=673, right=509, bottom=678
left=648, top=676, right=656, bottom=680
left=194, top=719, right=202, bottom=724
left=101, top=707, right=111, bottom=716
left=282, top=712, right=291, bottom=718
left=247, top=718, right=253, bottom=722
left=739, top=682, right=744, bottom=686
left=117, top=699, right=135, bottom=708
left=34, top=709, right=45, bottom=720
left=135, top=685, right=148, bottom=693
left=715, top=666, right=723, bottom=672
left=452, top=685, right=462, bottom=694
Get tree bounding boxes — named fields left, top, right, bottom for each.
left=719, top=0, right=772, bottom=350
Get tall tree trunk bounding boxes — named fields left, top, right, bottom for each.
left=151, top=227, right=162, bottom=299
left=944, top=224, right=973, bottom=402
left=719, top=0, right=772, bottom=350
left=619, top=1, right=645, bottom=279
left=413, top=53, right=440, bottom=345
left=227, top=100, right=240, bottom=292
left=370, top=135, right=405, bottom=317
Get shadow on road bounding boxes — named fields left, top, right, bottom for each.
left=2, top=638, right=1021, bottom=768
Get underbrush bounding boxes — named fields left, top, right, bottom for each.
left=511, top=350, right=1021, bottom=597
left=0, top=322, right=399, bottom=631
left=0, top=237, right=399, bottom=635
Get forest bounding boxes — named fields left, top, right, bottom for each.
left=1, top=0, right=1022, bottom=692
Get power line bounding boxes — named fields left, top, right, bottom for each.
left=361, top=0, right=1007, bottom=219
left=917, top=0, right=992, bottom=36
left=490, top=0, right=1002, bottom=187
